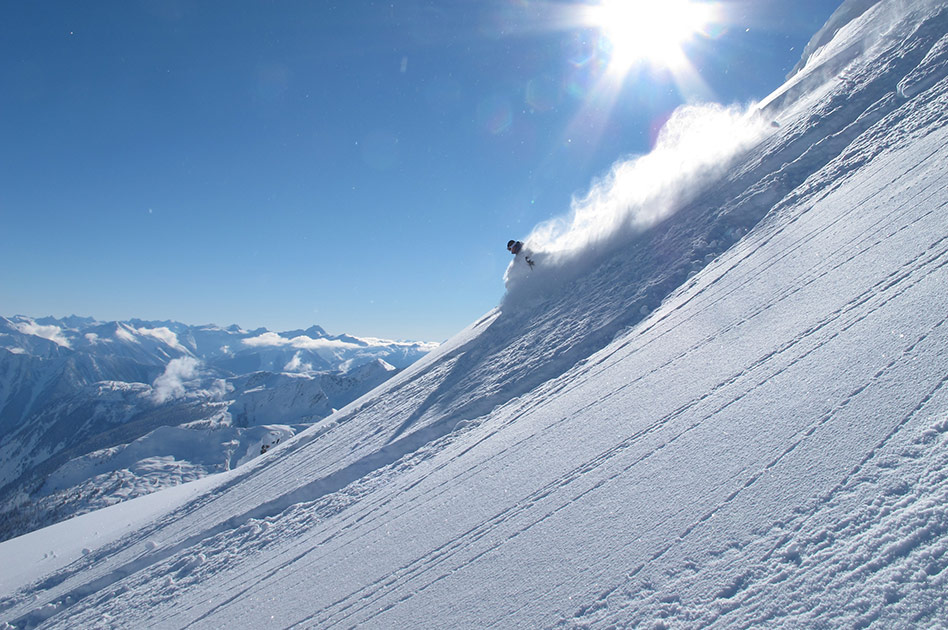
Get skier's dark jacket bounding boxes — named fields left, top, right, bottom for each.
left=507, top=240, right=534, bottom=268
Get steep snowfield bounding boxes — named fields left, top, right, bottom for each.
left=3, top=0, right=948, bottom=627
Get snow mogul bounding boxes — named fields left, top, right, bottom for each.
left=507, top=239, right=534, bottom=268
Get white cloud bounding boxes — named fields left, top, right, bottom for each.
left=15, top=321, right=71, bottom=348
left=205, top=378, right=233, bottom=401
left=242, top=333, right=359, bottom=352
left=283, top=352, right=313, bottom=373
left=152, top=357, right=201, bottom=404
left=136, top=326, right=188, bottom=353
left=289, top=336, right=360, bottom=352
left=242, top=332, right=291, bottom=348
left=350, top=335, right=439, bottom=350
left=115, top=325, right=137, bottom=343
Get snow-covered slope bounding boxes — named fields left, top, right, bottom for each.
left=3, top=0, right=948, bottom=627
left=0, top=318, right=434, bottom=541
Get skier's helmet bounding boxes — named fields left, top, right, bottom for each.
left=507, top=240, right=516, bottom=250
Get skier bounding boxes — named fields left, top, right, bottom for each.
left=507, top=240, right=534, bottom=268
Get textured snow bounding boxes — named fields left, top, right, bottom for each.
left=3, top=0, right=948, bottom=628
left=789, top=0, right=883, bottom=78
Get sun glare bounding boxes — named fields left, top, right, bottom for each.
left=587, top=0, right=713, bottom=73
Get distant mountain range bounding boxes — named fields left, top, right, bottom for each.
left=0, top=315, right=437, bottom=541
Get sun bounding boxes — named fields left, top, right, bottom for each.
left=585, top=0, right=713, bottom=73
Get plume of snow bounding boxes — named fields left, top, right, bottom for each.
left=152, top=357, right=201, bottom=404
left=505, top=103, right=770, bottom=293
left=531, top=104, right=767, bottom=257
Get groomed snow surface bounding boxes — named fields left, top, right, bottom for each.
left=3, top=0, right=948, bottom=627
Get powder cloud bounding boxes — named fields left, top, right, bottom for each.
left=506, top=103, right=771, bottom=295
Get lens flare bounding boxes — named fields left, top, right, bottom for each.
left=586, top=0, right=714, bottom=73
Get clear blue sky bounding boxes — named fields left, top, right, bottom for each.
left=1, top=0, right=841, bottom=341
